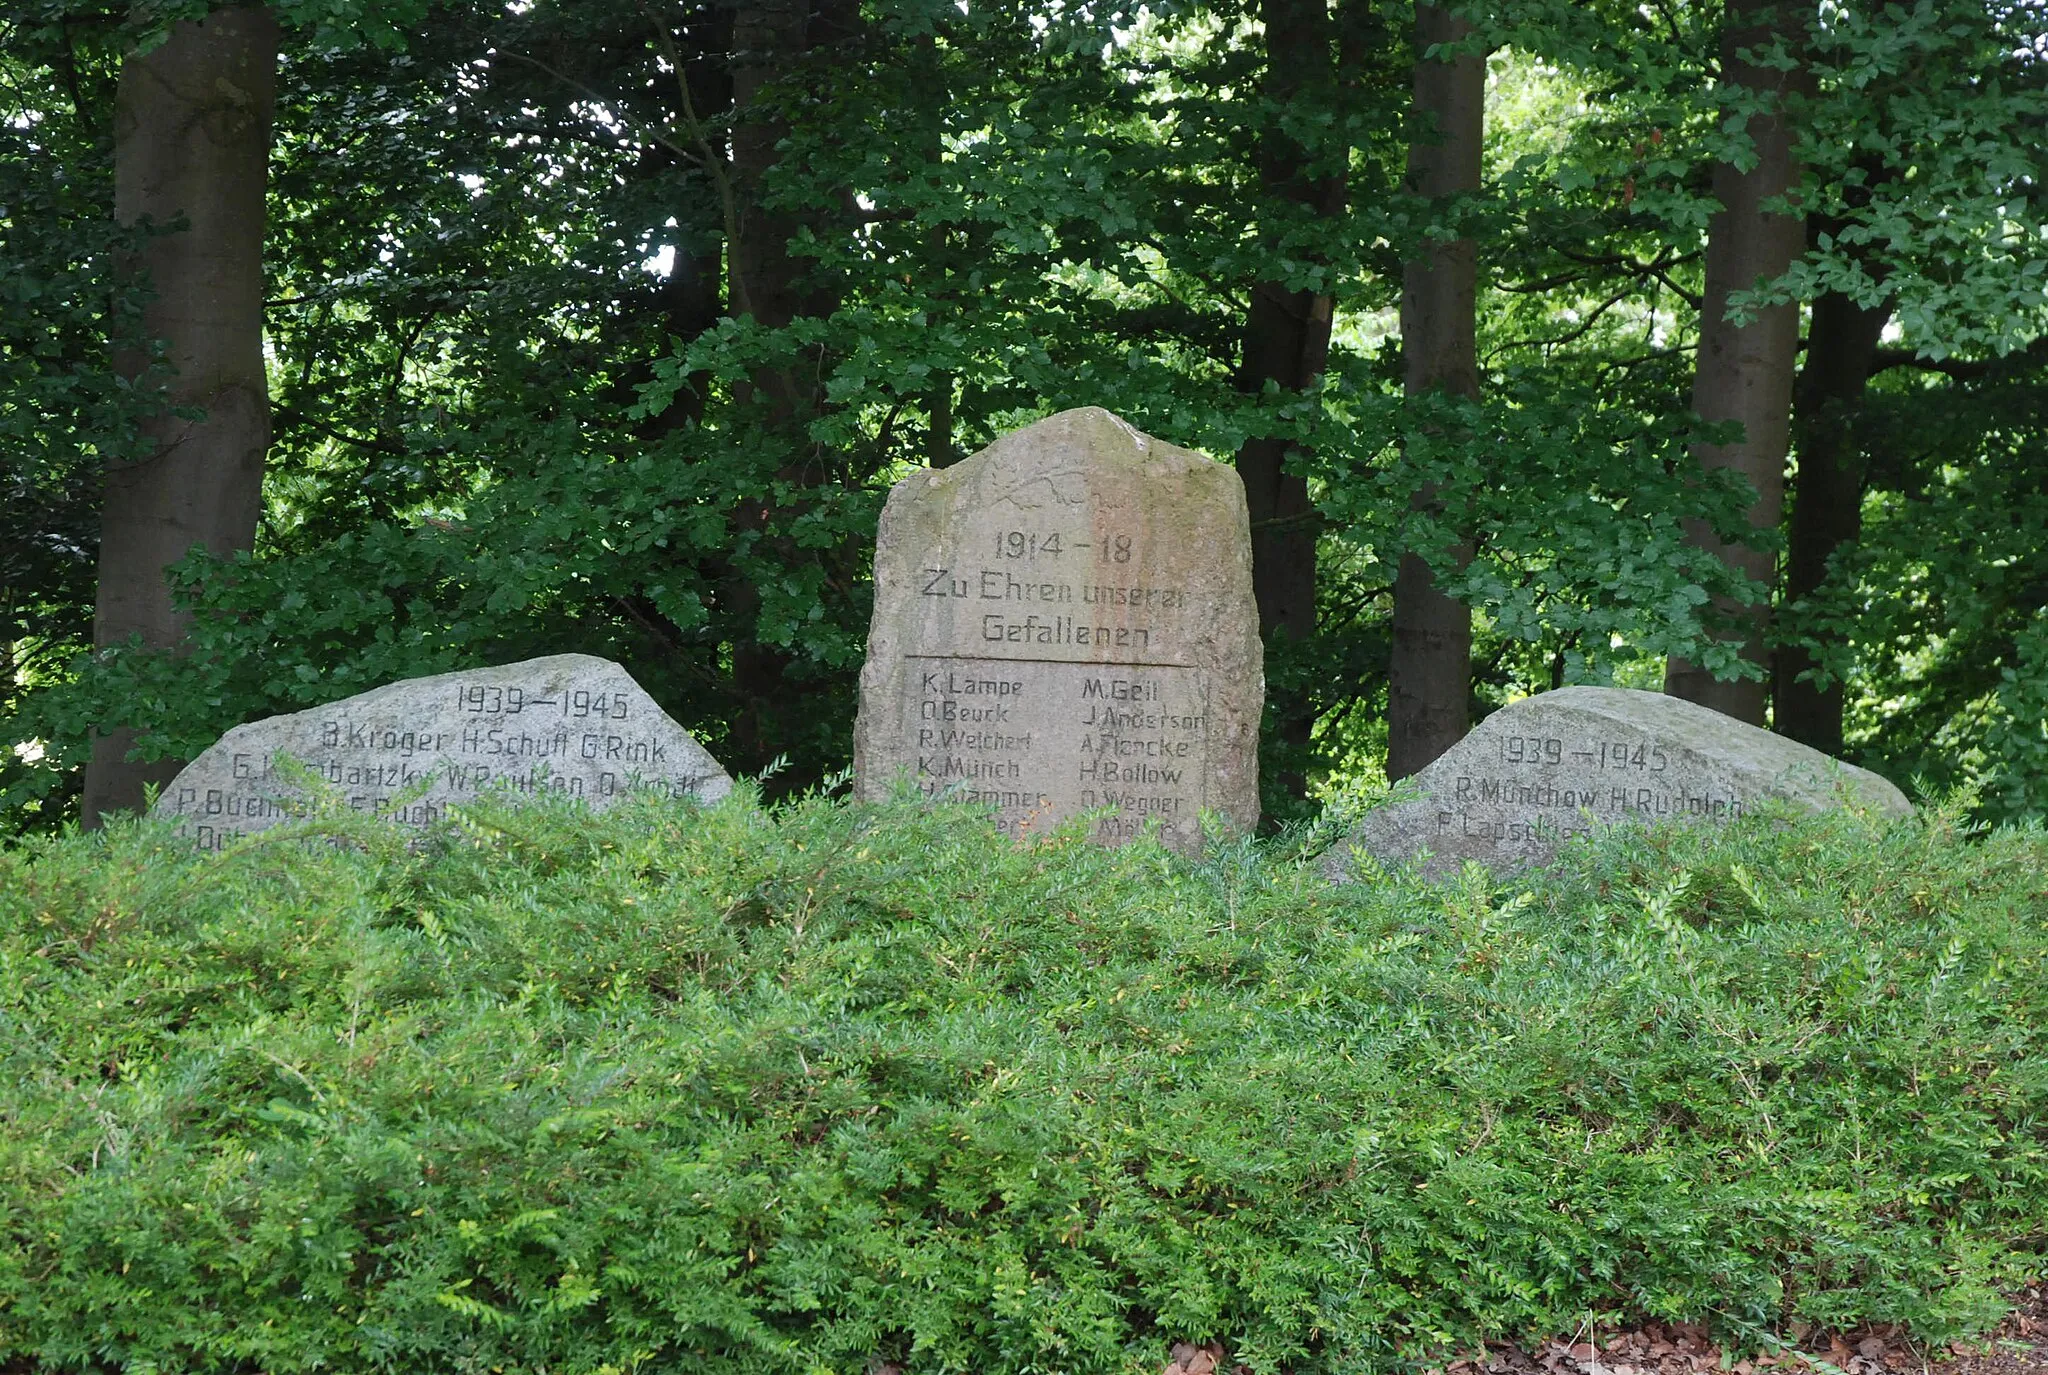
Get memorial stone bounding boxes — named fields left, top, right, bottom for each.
left=155, top=654, right=731, bottom=849
left=854, top=406, right=1262, bottom=852
left=1325, top=685, right=1912, bottom=879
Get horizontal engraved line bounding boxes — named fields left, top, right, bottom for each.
left=901, top=654, right=1196, bottom=670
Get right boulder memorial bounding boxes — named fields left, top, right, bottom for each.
left=1325, top=686, right=1913, bottom=879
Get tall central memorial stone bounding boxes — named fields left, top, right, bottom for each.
left=855, top=407, right=1262, bottom=852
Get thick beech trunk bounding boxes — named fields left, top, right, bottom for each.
left=1235, top=0, right=1347, bottom=799
left=632, top=7, right=733, bottom=435
left=1664, top=0, right=1809, bottom=725
left=1775, top=287, right=1890, bottom=753
left=727, top=0, right=853, bottom=409
left=720, top=0, right=858, bottom=773
left=728, top=0, right=810, bottom=337
left=83, top=7, right=278, bottom=825
left=1386, top=2, right=1482, bottom=781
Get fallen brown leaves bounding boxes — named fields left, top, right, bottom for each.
left=1411, top=1285, right=2048, bottom=1375
left=1151, top=1282, right=2047, bottom=1375
left=1929, top=1283, right=2048, bottom=1375
left=1425, top=1321, right=1801, bottom=1375
left=1161, top=1340, right=1238, bottom=1375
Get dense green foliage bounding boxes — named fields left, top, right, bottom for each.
left=1795, top=367, right=2048, bottom=817
left=0, top=10, right=158, bottom=824
left=3, top=792, right=2044, bottom=1372
left=5, top=0, right=2046, bottom=832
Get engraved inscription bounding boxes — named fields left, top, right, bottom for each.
left=911, top=517, right=1190, bottom=662
left=154, top=655, right=731, bottom=849
left=855, top=406, right=1264, bottom=853
left=1429, top=726, right=1750, bottom=850
left=904, top=657, right=1209, bottom=844
left=904, top=510, right=1191, bottom=831
left=1329, top=685, right=1912, bottom=880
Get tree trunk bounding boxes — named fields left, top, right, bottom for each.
left=727, top=0, right=852, bottom=409
left=719, top=0, right=858, bottom=775
left=728, top=0, right=809, bottom=334
left=1664, top=0, right=1810, bottom=725
left=1775, top=286, right=1890, bottom=753
left=1386, top=2, right=1482, bottom=781
left=84, top=6, right=278, bottom=825
left=1235, top=0, right=1347, bottom=800
left=927, top=370, right=956, bottom=468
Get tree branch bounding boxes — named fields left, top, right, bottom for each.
left=493, top=49, right=706, bottom=171
left=273, top=407, right=406, bottom=455
left=1596, top=343, right=1696, bottom=377
left=638, top=2, right=749, bottom=318
left=1549, top=245, right=1702, bottom=309
left=1868, top=334, right=2048, bottom=381
left=1484, top=283, right=1638, bottom=362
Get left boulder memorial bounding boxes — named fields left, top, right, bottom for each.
left=154, top=654, right=732, bottom=848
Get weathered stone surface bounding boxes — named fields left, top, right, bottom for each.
left=1325, top=686, right=1912, bottom=879
left=155, top=654, right=730, bottom=848
left=854, top=406, right=1262, bottom=852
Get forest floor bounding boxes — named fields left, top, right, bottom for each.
left=1150, top=1283, right=2048, bottom=1375
left=1922, top=1287, right=2048, bottom=1375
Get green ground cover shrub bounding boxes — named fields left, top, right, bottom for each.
left=1, top=791, right=2044, bottom=1374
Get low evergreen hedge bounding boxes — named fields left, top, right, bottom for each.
left=1, top=791, right=2043, bottom=1373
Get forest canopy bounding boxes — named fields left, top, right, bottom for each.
left=3, top=0, right=2046, bottom=833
